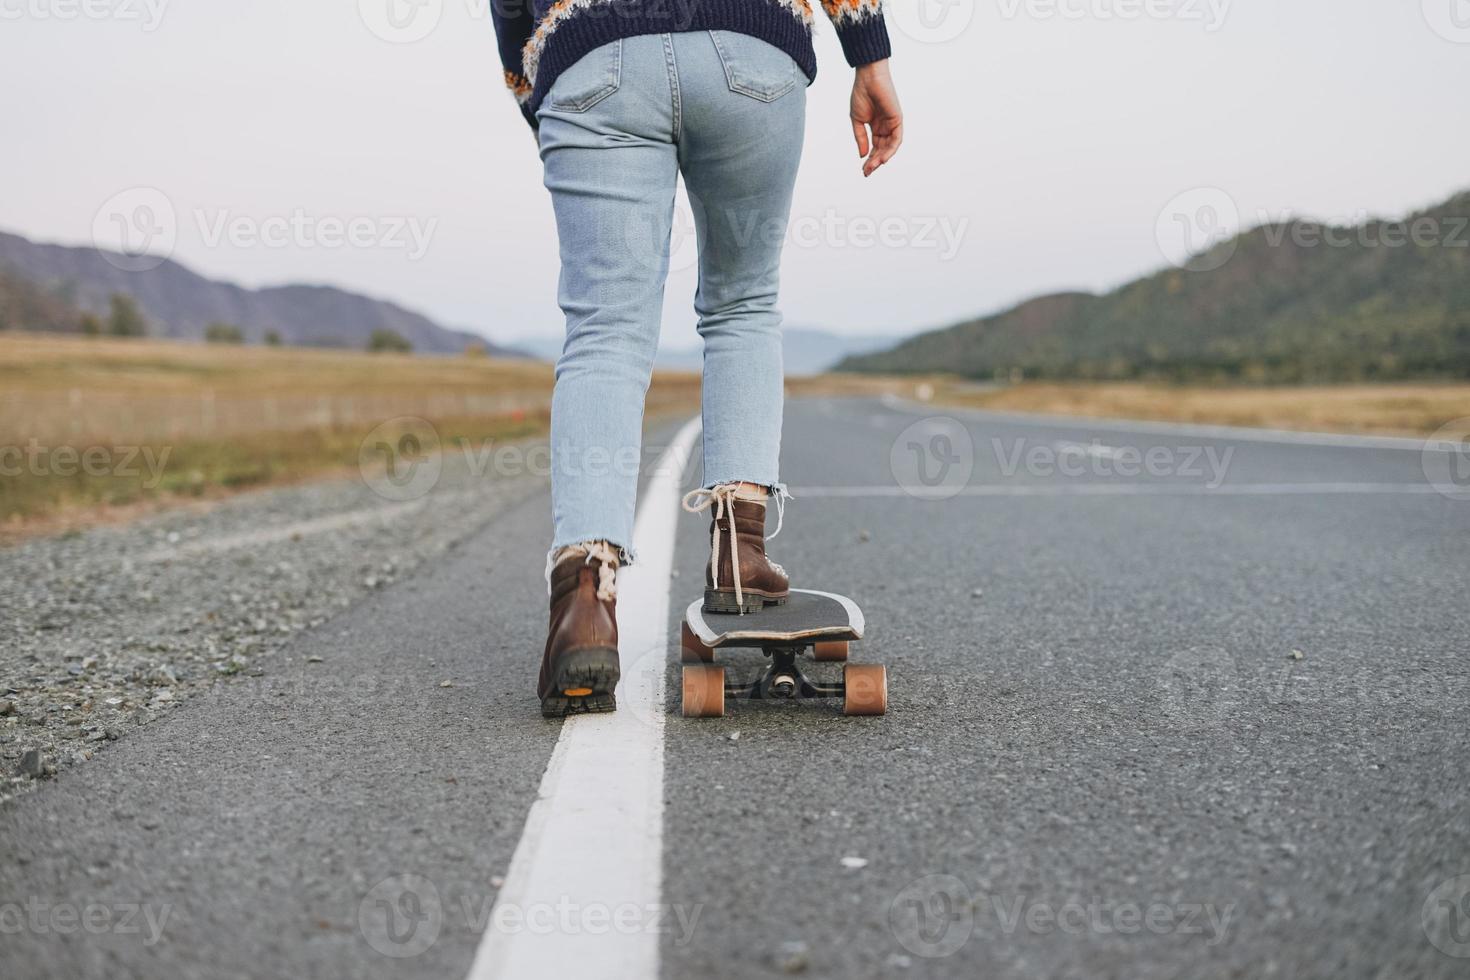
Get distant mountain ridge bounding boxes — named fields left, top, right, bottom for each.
left=839, top=189, right=1470, bottom=383
left=0, top=230, right=518, bottom=355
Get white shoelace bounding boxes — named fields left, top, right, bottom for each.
left=681, top=484, right=786, bottom=609
left=548, top=540, right=620, bottom=601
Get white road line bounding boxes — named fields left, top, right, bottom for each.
left=466, top=417, right=701, bottom=980
left=877, top=394, right=1463, bottom=453
left=794, top=483, right=1446, bottom=497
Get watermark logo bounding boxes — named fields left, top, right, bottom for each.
left=787, top=210, right=969, bottom=261
left=1257, top=210, right=1470, bottom=251
left=359, top=0, right=444, bottom=43
left=359, top=417, right=443, bottom=502
left=1422, top=417, right=1470, bottom=501
left=992, top=438, right=1234, bottom=486
left=93, top=187, right=177, bottom=272
left=1157, top=645, right=1238, bottom=732
left=0, top=898, right=172, bottom=946
left=1423, top=874, right=1470, bottom=957
left=92, top=189, right=440, bottom=269
left=1422, top=0, right=1470, bottom=43
left=624, top=191, right=704, bottom=276
left=888, top=874, right=975, bottom=958
left=889, top=0, right=976, bottom=43
left=1156, top=187, right=1240, bottom=272
left=990, top=895, right=1235, bottom=944
left=359, top=874, right=443, bottom=958
left=195, top=209, right=438, bottom=260
left=0, top=0, right=171, bottom=30
left=995, top=0, right=1230, bottom=31
left=890, top=416, right=975, bottom=500
left=0, top=440, right=172, bottom=487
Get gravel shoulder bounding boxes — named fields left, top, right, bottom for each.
left=0, top=446, right=547, bottom=804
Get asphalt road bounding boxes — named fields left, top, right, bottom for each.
left=3, top=396, right=1469, bottom=979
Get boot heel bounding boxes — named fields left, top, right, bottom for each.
left=541, top=646, right=620, bottom=718
left=703, top=589, right=765, bottom=615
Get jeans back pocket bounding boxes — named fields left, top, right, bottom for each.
left=546, top=39, right=623, bottom=112
left=708, top=30, right=798, bottom=103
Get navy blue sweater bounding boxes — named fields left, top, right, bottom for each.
left=493, top=0, right=891, bottom=128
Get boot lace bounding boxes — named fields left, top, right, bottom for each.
left=548, top=540, right=620, bottom=602
left=681, top=484, right=787, bottom=609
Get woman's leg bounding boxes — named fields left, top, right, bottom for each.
left=674, top=31, right=807, bottom=492
left=539, top=37, right=680, bottom=563
left=672, top=31, right=807, bottom=614
left=535, top=36, right=679, bottom=715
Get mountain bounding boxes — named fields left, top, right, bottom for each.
left=0, top=230, right=520, bottom=355
left=839, top=190, right=1470, bottom=383
left=0, top=265, right=89, bottom=333
left=517, top=327, right=908, bottom=375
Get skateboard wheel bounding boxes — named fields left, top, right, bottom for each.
left=681, top=622, right=716, bottom=664
left=813, top=640, right=849, bottom=662
left=842, top=663, right=887, bottom=716
left=682, top=665, right=725, bottom=718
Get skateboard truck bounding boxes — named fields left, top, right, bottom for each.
left=681, top=590, right=888, bottom=718
left=725, top=647, right=846, bottom=703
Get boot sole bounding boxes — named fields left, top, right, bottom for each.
left=541, top=646, right=620, bottom=719
left=703, top=589, right=790, bottom=615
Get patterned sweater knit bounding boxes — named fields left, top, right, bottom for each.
left=493, top=0, right=891, bottom=127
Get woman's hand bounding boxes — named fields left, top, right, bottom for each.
left=851, top=60, right=903, bottom=177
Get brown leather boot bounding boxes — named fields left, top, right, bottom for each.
left=682, top=485, right=790, bottom=615
left=538, top=542, right=620, bottom=718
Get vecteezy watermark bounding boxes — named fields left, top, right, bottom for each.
left=995, top=0, right=1231, bottom=31
left=1157, top=644, right=1239, bottom=732
left=0, top=440, right=172, bottom=488
left=92, top=187, right=178, bottom=273
left=1422, top=417, right=1470, bottom=502
left=0, top=0, right=170, bottom=30
left=357, top=418, right=701, bottom=503
left=0, top=898, right=173, bottom=946
left=888, top=875, right=1236, bottom=956
left=1158, top=188, right=1470, bottom=273
left=1256, top=210, right=1470, bottom=251
left=1423, top=874, right=1470, bottom=957
left=1156, top=187, right=1241, bottom=273
left=889, top=875, right=976, bottom=958
left=786, top=210, right=969, bottom=261
left=990, top=895, right=1235, bottom=944
left=1422, top=0, right=1470, bottom=44
left=890, top=416, right=976, bottom=500
left=359, top=874, right=443, bottom=958
left=992, top=438, right=1234, bottom=487
left=360, top=417, right=444, bottom=502
left=358, top=0, right=445, bottom=43
left=195, top=209, right=438, bottom=260
left=357, top=874, right=703, bottom=958
left=623, top=195, right=970, bottom=277
left=889, top=0, right=977, bottom=43
left=92, top=188, right=439, bottom=272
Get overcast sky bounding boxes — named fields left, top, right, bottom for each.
left=3, top=0, right=1468, bottom=347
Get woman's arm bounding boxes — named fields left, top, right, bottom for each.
left=819, top=1, right=903, bottom=176
left=492, top=0, right=538, bottom=130
left=851, top=60, right=903, bottom=177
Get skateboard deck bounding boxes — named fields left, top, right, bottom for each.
left=680, top=589, right=887, bottom=718
left=685, top=589, right=863, bottom=649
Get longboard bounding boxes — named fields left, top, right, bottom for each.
left=680, top=589, right=887, bottom=718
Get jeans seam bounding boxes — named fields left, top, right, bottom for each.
left=661, top=33, right=682, bottom=142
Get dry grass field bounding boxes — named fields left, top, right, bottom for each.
left=5, top=334, right=1467, bottom=538
left=0, top=334, right=703, bottom=533
left=932, top=381, right=1470, bottom=439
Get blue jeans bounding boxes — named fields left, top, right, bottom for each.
left=538, top=31, right=807, bottom=563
